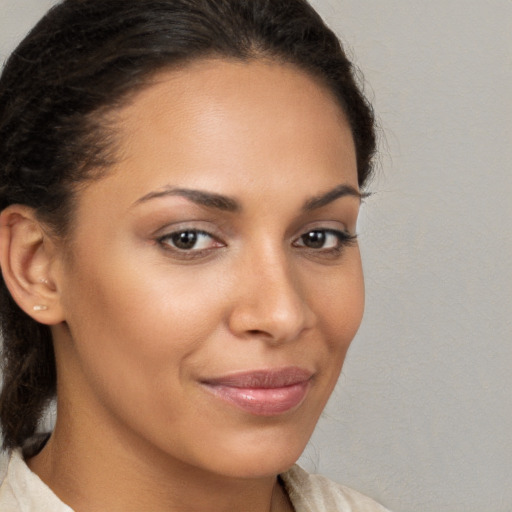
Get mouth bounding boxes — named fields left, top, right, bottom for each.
left=200, top=367, right=313, bottom=416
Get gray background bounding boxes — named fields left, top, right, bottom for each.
left=1, top=1, right=511, bottom=511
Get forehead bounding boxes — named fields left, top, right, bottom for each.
left=118, top=59, right=354, bottom=171
left=77, top=58, right=357, bottom=216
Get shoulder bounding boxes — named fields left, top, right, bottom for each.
left=0, top=449, right=20, bottom=512
left=280, top=465, right=391, bottom=512
left=0, top=448, right=73, bottom=512
left=0, top=449, right=9, bottom=487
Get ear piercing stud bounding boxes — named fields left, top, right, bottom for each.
left=34, top=279, right=50, bottom=311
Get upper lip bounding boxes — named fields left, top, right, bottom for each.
left=201, top=367, right=313, bottom=389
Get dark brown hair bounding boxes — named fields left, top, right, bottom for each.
left=0, top=0, right=376, bottom=449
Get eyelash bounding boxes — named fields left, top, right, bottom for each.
left=156, top=228, right=357, bottom=260
left=292, top=229, right=357, bottom=253
left=156, top=230, right=224, bottom=259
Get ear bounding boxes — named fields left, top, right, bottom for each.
left=0, top=205, right=65, bottom=325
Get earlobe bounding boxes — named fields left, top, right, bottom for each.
left=0, top=205, right=65, bottom=325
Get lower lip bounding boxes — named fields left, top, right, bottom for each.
left=202, top=381, right=310, bottom=416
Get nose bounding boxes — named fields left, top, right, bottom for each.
left=227, top=248, right=316, bottom=344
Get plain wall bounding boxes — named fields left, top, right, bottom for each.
left=1, top=1, right=511, bottom=511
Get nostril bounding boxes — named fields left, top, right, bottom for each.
left=247, top=329, right=270, bottom=337
left=227, top=273, right=315, bottom=343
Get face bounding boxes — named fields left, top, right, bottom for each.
left=51, top=59, right=364, bottom=479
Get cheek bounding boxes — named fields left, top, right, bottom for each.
left=308, top=255, right=365, bottom=354
left=59, top=250, right=227, bottom=398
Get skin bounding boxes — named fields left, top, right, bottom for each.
left=22, top=59, right=364, bottom=511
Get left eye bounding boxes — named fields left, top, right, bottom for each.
left=158, top=230, right=219, bottom=251
left=294, top=229, right=351, bottom=250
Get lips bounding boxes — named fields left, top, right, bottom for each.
left=201, top=367, right=313, bottom=416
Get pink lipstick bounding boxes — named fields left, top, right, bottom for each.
left=201, top=367, right=312, bottom=416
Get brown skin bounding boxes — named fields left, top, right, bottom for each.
left=0, top=59, right=364, bottom=511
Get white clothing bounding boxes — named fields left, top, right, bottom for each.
left=0, top=448, right=390, bottom=511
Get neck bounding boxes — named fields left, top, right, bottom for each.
left=28, top=405, right=293, bottom=512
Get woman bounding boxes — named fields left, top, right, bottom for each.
left=0, top=0, right=389, bottom=510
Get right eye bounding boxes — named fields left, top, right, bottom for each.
left=157, top=229, right=222, bottom=252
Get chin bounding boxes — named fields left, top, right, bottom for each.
left=213, top=452, right=302, bottom=480
left=196, top=425, right=313, bottom=479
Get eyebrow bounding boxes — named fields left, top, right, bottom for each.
left=133, top=183, right=365, bottom=213
left=302, top=184, right=367, bottom=211
left=134, top=187, right=240, bottom=212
